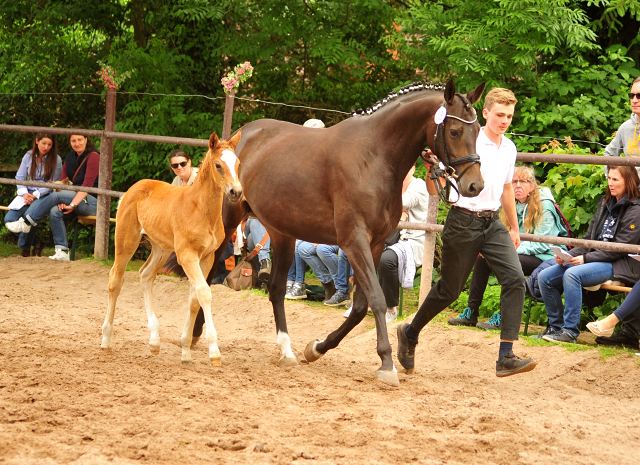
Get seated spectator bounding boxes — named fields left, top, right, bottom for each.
left=298, top=242, right=338, bottom=301
left=6, top=134, right=100, bottom=261
left=4, top=133, right=62, bottom=257
left=285, top=240, right=307, bottom=299
left=244, top=218, right=271, bottom=280
left=538, top=165, right=640, bottom=343
left=169, top=149, right=198, bottom=186
left=586, top=280, right=640, bottom=350
left=449, top=165, right=568, bottom=330
left=342, top=162, right=429, bottom=323
left=325, top=248, right=353, bottom=307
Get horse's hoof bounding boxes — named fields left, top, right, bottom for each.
left=304, top=339, right=324, bottom=363
left=190, top=337, right=200, bottom=350
left=182, top=360, right=193, bottom=365
left=149, top=344, right=160, bottom=355
left=405, top=368, right=415, bottom=375
left=278, top=356, right=299, bottom=368
left=377, top=370, right=400, bottom=387
left=210, top=357, right=222, bottom=367
left=101, top=346, right=111, bottom=352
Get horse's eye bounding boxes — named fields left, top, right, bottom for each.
left=450, top=129, right=460, bottom=138
left=215, top=161, right=222, bottom=170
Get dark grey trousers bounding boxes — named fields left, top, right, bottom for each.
left=409, top=208, right=525, bottom=341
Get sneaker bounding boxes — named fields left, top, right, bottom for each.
left=258, top=258, right=272, bottom=280
left=49, top=249, right=70, bottom=261
left=285, top=280, right=294, bottom=296
left=448, top=307, right=477, bottom=327
left=542, top=329, right=577, bottom=344
left=396, top=322, right=417, bottom=373
left=324, top=290, right=351, bottom=307
left=595, top=331, right=640, bottom=350
left=496, top=353, right=537, bottom=377
left=476, top=312, right=501, bottom=330
left=529, top=326, right=559, bottom=339
left=6, top=217, right=32, bottom=234
left=385, top=307, right=398, bottom=324
left=285, top=282, right=307, bottom=300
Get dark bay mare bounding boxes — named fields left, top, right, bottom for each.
left=198, top=80, right=485, bottom=386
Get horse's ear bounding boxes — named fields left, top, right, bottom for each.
left=209, top=132, right=220, bottom=150
left=444, top=80, right=456, bottom=104
left=228, top=129, right=242, bottom=151
left=466, top=82, right=486, bottom=105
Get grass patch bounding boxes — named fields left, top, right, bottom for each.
left=597, top=345, right=638, bottom=360
left=96, top=257, right=147, bottom=272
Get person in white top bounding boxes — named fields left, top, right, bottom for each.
left=397, top=87, right=537, bottom=378
left=169, top=149, right=199, bottom=186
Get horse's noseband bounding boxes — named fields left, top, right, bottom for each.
left=423, top=99, right=481, bottom=203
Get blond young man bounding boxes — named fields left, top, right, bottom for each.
left=397, top=88, right=537, bottom=377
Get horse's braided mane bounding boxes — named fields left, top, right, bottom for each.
left=350, top=81, right=445, bottom=117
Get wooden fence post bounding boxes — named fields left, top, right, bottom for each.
left=95, top=87, right=116, bottom=260
left=222, top=89, right=236, bottom=140
left=418, top=194, right=440, bottom=306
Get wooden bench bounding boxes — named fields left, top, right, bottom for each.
left=1, top=205, right=115, bottom=260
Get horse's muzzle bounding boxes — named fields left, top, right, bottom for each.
left=226, top=182, right=243, bottom=202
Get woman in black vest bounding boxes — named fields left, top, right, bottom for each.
left=5, top=135, right=100, bottom=261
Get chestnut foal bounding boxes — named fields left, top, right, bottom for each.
left=101, top=131, right=242, bottom=366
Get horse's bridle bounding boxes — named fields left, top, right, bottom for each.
left=421, top=97, right=480, bottom=204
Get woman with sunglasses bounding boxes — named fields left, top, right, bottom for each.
left=449, top=165, right=568, bottom=329
left=169, top=149, right=198, bottom=186
left=604, top=77, right=640, bottom=171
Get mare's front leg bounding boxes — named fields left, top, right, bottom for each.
left=180, top=252, right=220, bottom=366
left=306, top=238, right=399, bottom=387
left=268, top=232, right=297, bottom=367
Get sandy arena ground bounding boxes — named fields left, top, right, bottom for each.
left=0, top=255, right=639, bottom=464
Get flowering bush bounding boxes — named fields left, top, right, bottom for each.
left=97, top=61, right=134, bottom=89
left=221, top=61, right=254, bottom=94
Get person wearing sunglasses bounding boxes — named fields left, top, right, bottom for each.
left=169, top=149, right=198, bottom=186
left=604, top=77, right=640, bottom=174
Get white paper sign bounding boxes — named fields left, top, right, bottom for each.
left=550, top=246, right=573, bottom=265
left=434, top=106, right=447, bottom=124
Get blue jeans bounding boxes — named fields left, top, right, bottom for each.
left=4, top=199, right=46, bottom=250
left=539, top=262, right=614, bottom=338
left=287, top=239, right=306, bottom=283
left=614, top=280, right=640, bottom=322
left=336, top=248, right=353, bottom=293
left=298, top=242, right=339, bottom=285
left=24, top=191, right=98, bottom=250
left=244, top=219, right=270, bottom=262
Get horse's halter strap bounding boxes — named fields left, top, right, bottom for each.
left=423, top=98, right=481, bottom=204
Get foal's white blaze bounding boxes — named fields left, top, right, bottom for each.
left=221, top=150, right=238, bottom=181
left=277, top=331, right=296, bottom=361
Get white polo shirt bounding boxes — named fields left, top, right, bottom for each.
left=454, top=128, right=516, bottom=211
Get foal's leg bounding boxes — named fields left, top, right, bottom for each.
left=139, top=240, right=172, bottom=354
left=102, top=226, right=142, bottom=350
left=307, top=238, right=399, bottom=386
left=267, top=232, right=297, bottom=367
left=179, top=251, right=220, bottom=366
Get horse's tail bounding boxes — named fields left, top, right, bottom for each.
left=157, top=252, right=186, bottom=278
